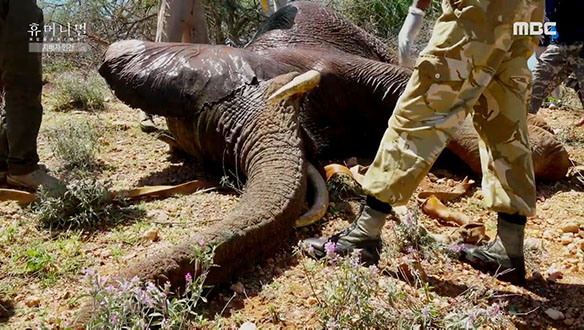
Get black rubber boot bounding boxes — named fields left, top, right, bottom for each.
left=303, top=197, right=390, bottom=265
left=460, top=213, right=526, bottom=284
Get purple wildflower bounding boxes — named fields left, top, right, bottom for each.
left=146, top=282, right=157, bottom=293
left=105, top=285, right=115, bottom=293
left=488, top=303, right=502, bottom=317
left=421, top=306, right=431, bottom=319
left=141, top=292, right=154, bottom=308
left=185, top=272, right=193, bottom=282
left=110, top=314, right=119, bottom=326
left=326, top=320, right=340, bottom=329
left=449, top=243, right=463, bottom=254
left=324, top=242, right=337, bottom=258
left=194, top=236, right=206, bottom=248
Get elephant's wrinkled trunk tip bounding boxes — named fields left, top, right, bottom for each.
left=267, top=70, right=321, bottom=103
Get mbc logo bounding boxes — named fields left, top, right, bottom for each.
left=513, top=22, right=557, bottom=36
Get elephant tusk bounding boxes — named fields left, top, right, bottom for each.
left=295, top=163, right=329, bottom=228
left=267, top=70, right=321, bottom=104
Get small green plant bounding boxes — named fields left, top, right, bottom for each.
left=31, top=178, right=113, bottom=230
left=296, top=244, right=391, bottom=329
left=45, top=120, right=100, bottom=171
left=23, top=246, right=55, bottom=275
left=219, top=173, right=243, bottom=194
left=394, top=205, right=444, bottom=255
left=52, top=71, right=109, bottom=112
left=85, top=242, right=215, bottom=329
left=7, top=233, right=88, bottom=288
left=326, top=173, right=363, bottom=202
left=297, top=240, right=511, bottom=329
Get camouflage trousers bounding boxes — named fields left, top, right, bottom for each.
left=529, top=42, right=584, bottom=113
left=362, top=0, right=542, bottom=216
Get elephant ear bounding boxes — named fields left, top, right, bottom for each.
left=99, top=40, right=290, bottom=117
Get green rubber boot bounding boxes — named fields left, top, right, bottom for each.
left=303, top=198, right=390, bottom=265
left=461, top=214, right=526, bottom=284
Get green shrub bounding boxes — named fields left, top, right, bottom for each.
left=52, top=71, right=109, bottom=112
left=45, top=120, right=100, bottom=171
left=328, top=0, right=442, bottom=39
left=31, top=178, right=113, bottom=230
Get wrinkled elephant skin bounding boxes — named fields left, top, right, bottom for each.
left=97, top=1, right=570, bottom=303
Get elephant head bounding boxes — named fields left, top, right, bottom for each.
left=99, top=40, right=335, bottom=288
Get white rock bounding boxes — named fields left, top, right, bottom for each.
left=567, top=243, right=578, bottom=255
left=545, top=308, right=564, bottom=320
left=543, top=229, right=555, bottom=240
left=561, top=222, right=580, bottom=233
left=239, top=322, right=257, bottom=330
left=100, top=249, right=112, bottom=258
left=525, top=238, right=541, bottom=250
left=560, top=233, right=574, bottom=245
left=547, top=266, right=563, bottom=282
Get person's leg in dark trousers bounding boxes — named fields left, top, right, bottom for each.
left=0, top=0, right=43, bottom=176
left=0, top=0, right=62, bottom=191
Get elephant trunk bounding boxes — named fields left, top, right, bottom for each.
left=116, top=73, right=310, bottom=287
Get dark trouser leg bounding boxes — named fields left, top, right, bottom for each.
left=571, top=43, right=584, bottom=109
left=0, top=0, right=43, bottom=175
left=529, top=44, right=572, bottom=114
left=0, top=70, right=7, bottom=172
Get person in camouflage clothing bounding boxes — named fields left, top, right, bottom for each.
left=304, top=0, right=543, bottom=284
left=529, top=0, right=584, bottom=114
left=0, top=0, right=62, bottom=191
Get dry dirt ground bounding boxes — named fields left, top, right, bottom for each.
left=0, top=83, right=583, bottom=329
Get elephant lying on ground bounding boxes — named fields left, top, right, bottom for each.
left=98, top=2, right=570, bottom=292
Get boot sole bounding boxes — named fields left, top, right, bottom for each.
left=460, top=252, right=525, bottom=285
left=6, top=176, right=38, bottom=190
